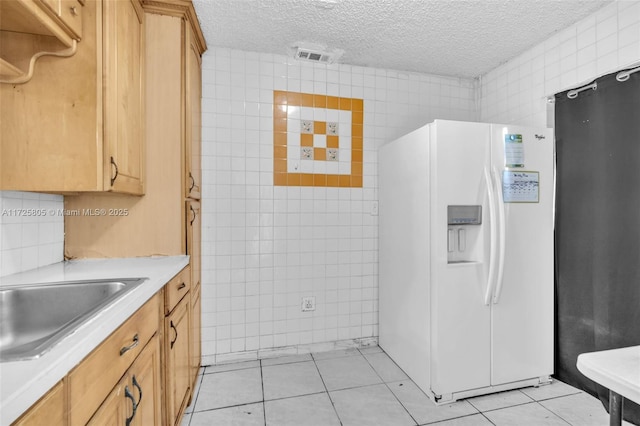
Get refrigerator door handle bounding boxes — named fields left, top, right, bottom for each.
left=484, top=168, right=497, bottom=305
left=493, top=167, right=507, bottom=304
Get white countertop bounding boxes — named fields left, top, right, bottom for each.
left=577, top=345, right=640, bottom=405
left=0, top=256, right=189, bottom=425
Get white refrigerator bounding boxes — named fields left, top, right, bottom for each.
left=379, top=119, right=554, bottom=404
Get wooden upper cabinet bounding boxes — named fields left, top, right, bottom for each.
left=185, top=26, right=202, bottom=200
left=0, top=0, right=145, bottom=195
left=103, top=0, right=145, bottom=195
left=0, top=0, right=83, bottom=83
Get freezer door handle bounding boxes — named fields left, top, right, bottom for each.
left=484, top=168, right=497, bottom=305
left=493, top=167, right=507, bottom=304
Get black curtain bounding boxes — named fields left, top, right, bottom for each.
left=555, top=68, right=640, bottom=425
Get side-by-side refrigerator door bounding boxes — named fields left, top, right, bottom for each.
left=489, top=125, right=554, bottom=385
left=430, top=120, right=493, bottom=397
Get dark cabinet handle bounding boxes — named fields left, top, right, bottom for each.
left=178, top=282, right=186, bottom=290
left=190, top=205, right=196, bottom=226
left=170, top=321, right=178, bottom=349
left=110, top=156, right=119, bottom=186
left=189, top=172, right=195, bottom=192
left=124, top=385, right=136, bottom=426
left=120, top=334, right=139, bottom=356
left=132, top=375, right=142, bottom=411
left=124, top=376, right=142, bottom=426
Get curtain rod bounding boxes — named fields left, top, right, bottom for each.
left=562, top=64, right=640, bottom=100
left=616, top=65, right=640, bottom=82
left=567, top=82, right=597, bottom=99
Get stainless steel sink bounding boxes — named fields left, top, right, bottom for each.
left=0, top=278, right=147, bottom=362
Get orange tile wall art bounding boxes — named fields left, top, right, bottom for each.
left=273, top=91, right=363, bottom=187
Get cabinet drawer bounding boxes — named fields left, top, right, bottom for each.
left=68, top=293, right=160, bottom=426
left=164, top=266, right=190, bottom=315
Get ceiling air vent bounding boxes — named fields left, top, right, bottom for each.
left=296, top=48, right=330, bottom=63
left=291, top=44, right=343, bottom=64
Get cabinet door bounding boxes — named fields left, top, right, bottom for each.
left=186, top=200, right=201, bottom=386
left=184, top=27, right=202, bottom=200
left=165, top=296, right=191, bottom=425
left=129, top=335, right=162, bottom=426
left=13, top=381, right=65, bottom=426
left=87, top=336, right=160, bottom=426
left=186, top=200, right=201, bottom=291
left=191, top=283, right=202, bottom=385
left=103, top=0, right=145, bottom=194
left=86, top=379, right=128, bottom=426
left=68, top=293, right=159, bottom=426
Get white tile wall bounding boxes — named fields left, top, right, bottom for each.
left=3, top=0, right=633, bottom=364
left=0, top=191, right=64, bottom=277
left=479, top=0, right=640, bottom=127
left=200, top=47, right=477, bottom=363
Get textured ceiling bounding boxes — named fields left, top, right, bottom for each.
left=192, top=0, right=614, bottom=78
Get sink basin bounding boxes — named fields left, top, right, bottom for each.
left=0, top=278, right=146, bottom=362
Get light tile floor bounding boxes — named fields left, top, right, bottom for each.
left=182, top=346, right=630, bottom=426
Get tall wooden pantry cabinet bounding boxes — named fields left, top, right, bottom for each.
left=63, top=1, right=206, bottom=424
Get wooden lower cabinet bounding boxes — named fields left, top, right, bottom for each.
left=89, top=334, right=161, bottom=426
left=12, top=270, right=200, bottom=426
left=68, top=294, right=160, bottom=426
left=165, top=294, right=191, bottom=425
left=127, top=334, right=162, bottom=426
left=191, top=284, right=202, bottom=385
left=87, top=334, right=161, bottom=426
left=86, top=381, right=127, bottom=426
left=12, top=381, right=65, bottom=426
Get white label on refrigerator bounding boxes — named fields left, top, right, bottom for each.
left=504, top=134, right=524, bottom=167
left=502, top=171, right=539, bottom=203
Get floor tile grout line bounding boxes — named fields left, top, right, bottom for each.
left=534, top=400, right=574, bottom=425
left=478, top=411, right=498, bottom=426
left=259, top=359, right=267, bottom=426
left=418, top=413, right=494, bottom=426
left=518, top=387, right=538, bottom=403
left=526, top=390, right=584, bottom=403
left=203, top=363, right=260, bottom=375
left=359, top=349, right=421, bottom=425
left=472, top=400, right=541, bottom=414
left=312, top=353, right=344, bottom=426
left=264, top=390, right=329, bottom=403
left=189, top=400, right=265, bottom=415
left=184, top=370, right=205, bottom=421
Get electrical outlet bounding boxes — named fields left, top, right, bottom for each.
left=301, top=296, right=316, bottom=312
